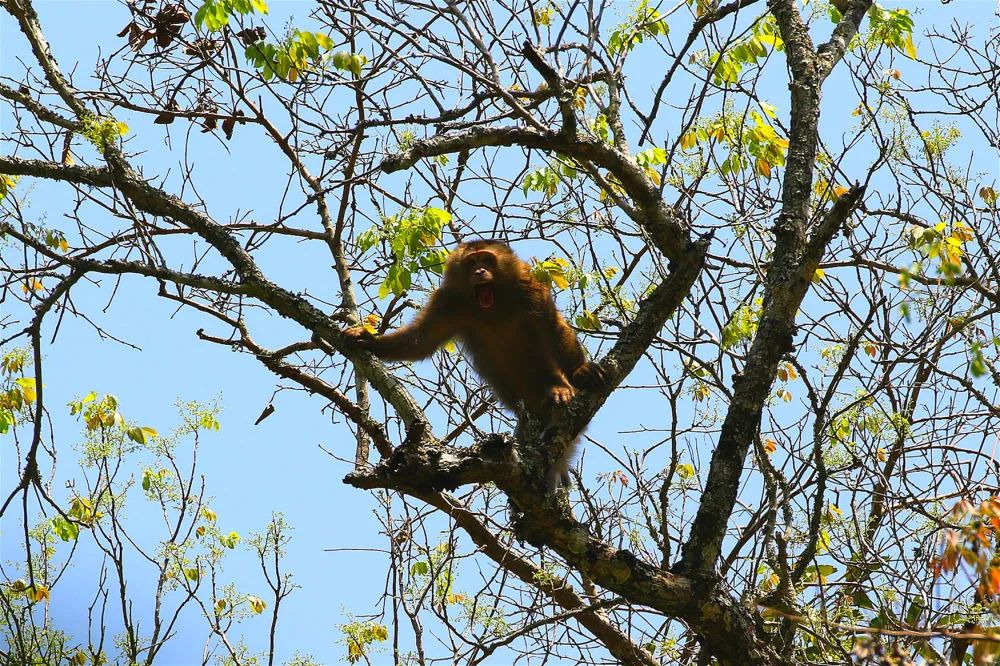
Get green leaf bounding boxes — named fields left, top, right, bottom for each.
left=410, top=561, right=430, bottom=576
left=803, top=564, right=837, bottom=582
left=607, top=0, right=668, bottom=56
left=194, top=2, right=209, bottom=27
left=51, top=516, right=79, bottom=542
left=220, top=531, right=241, bottom=549
left=905, top=597, right=925, bottom=625
left=332, top=51, right=350, bottom=70
left=575, top=310, right=601, bottom=331
left=970, top=342, right=988, bottom=378
left=348, top=54, right=367, bottom=76
left=851, top=589, right=875, bottom=610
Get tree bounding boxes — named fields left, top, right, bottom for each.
left=1, top=0, right=998, bottom=663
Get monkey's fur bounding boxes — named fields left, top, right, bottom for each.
left=345, top=240, right=606, bottom=490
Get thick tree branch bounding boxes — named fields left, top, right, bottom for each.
left=674, top=0, right=870, bottom=577
left=0, top=81, right=77, bottom=129
left=817, top=1, right=875, bottom=75
left=0, top=221, right=253, bottom=296
left=5, top=0, right=89, bottom=118
left=0, top=154, right=426, bottom=428
left=380, top=127, right=689, bottom=262
left=520, top=41, right=577, bottom=137
left=342, top=239, right=774, bottom=662
left=678, top=185, right=865, bottom=576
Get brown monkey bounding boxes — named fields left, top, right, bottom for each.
left=344, top=240, right=606, bottom=487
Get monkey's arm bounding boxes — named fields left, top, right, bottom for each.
left=346, top=294, right=460, bottom=362
left=551, top=312, right=607, bottom=390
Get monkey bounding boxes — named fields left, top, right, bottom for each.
left=344, top=240, right=607, bottom=490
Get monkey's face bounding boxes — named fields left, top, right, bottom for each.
left=461, top=250, right=499, bottom=309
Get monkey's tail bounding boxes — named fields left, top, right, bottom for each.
left=545, top=437, right=580, bottom=495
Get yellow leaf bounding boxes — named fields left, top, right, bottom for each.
left=980, top=186, right=998, bottom=205
left=876, top=448, right=888, bottom=462
left=247, top=595, right=267, bottom=614
left=755, top=159, right=771, bottom=177
left=215, top=598, right=227, bottom=612
left=551, top=273, right=569, bottom=289
left=953, top=222, right=974, bottom=242
left=363, top=313, right=380, bottom=334
left=680, top=131, right=698, bottom=150
left=903, top=35, right=917, bottom=59
left=443, top=340, right=457, bottom=354
left=832, top=185, right=849, bottom=199
left=32, top=585, right=50, bottom=603
left=201, top=507, right=217, bottom=523
left=763, top=439, right=777, bottom=455
left=16, top=377, right=37, bottom=402
left=811, top=268, right=825, bottom=283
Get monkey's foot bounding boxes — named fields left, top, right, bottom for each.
left=548, top=385, right=576, bottom=406
left=572, top=361, right=608, bottom=390
left=343, top=326, right=376, bottom=348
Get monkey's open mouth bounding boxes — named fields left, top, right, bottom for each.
left=475, top=284, right=495, bottom=309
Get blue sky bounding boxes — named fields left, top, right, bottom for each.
left=1, top=1, right=995, bottom=663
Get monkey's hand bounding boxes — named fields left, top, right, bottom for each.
left=571, top=362, right=608, bottom=391
left=548, top=385, right=576, bottom=406
left=343, top=326, right=377, bottom=350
